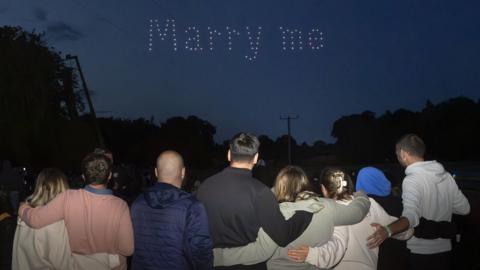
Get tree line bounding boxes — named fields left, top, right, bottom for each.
left=1, top=26, right=479, bottom=170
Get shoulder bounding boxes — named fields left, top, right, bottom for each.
left=368, top=198, right=384, bottom=212
left=106, top=195, right=129, bottom=212
left=185, top=196, right=205, bottom=211
left=131, top=194, right=146, bottom=211
left=60, top=189, right=77, bottom=198
left=402, top=174, right=423, bottom=188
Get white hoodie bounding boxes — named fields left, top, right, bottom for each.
left=401, top=160, right=470, bottom=254
left=306, top=198, right=413, bottom=270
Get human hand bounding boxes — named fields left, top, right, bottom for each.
left=367, top=223, right=388, bottom=249
left=287, top=245, right=310, bottom=263
left=18, top=201, right=31, bottom=217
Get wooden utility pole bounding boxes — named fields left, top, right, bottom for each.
left=280, top=115, right=299, bottom=164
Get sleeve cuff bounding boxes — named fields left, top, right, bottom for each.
left=402, top=212, right=419, bottom=228
left=305, top=247, right=318, bottom=266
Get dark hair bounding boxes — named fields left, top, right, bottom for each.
left=320, top=167, right=354, bottom=201
left=81, top=153, right=112, bottom=185
left=93, top=148, right=113, bottom=162
left=229, top=133, right=260, bottom=163
left=396, top=133, right=425, bottom=158
left=0, top=190, right=13, bottom=215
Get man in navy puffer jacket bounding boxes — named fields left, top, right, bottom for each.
left=131, top=151, right=213, bottom=270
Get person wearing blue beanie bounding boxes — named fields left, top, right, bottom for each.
left=356, top=167, right=391, bottom=197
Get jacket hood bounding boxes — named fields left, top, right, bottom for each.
left=405, top=160, right=448, bottom=183
left=144, top=182, right=192, bottom=209
left=356, top=167, right=391, bottom=197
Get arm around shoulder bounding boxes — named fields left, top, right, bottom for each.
left=306, top=226, right=349, bottom=268
left=332, top=193, right=371, bottom=226
left=214, top=227, right=277, bottom=267
left=255, top=188, right=312, bottom=247
left=20, top=191, right=67, bottom=229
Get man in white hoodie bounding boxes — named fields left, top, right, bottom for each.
left=367, top=134, right=470, bottom=270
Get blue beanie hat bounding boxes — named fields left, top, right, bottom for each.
left=356, top=167, right=391, bottom=197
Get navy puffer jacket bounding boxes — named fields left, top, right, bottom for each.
left=131, top=182, right=213, bottom=270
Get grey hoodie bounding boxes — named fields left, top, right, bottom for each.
left=401, top=160, right=470, bottom=254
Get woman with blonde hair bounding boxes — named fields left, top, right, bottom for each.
left=13, top=168, right=120, bottom=270
left=213, top=165, right=371, bottom=270
left=288, top=167, right=413, bottom=270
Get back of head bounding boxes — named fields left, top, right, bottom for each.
left=93, top=147, right=113, bottom=163
left=81, top=153, right=113, bottom=185
left=356, top=167, right=391, bottom=197
left=156, top=151, right=185, bottom=186
left=229, top=133, right=260, bottom=164
left=396, top=133, right=425, bottom=158
left=273, top=166, right=315, bottom=203
left=28, top=168, right=69, bottom=207
left=320, top=167, right=354, bottom=200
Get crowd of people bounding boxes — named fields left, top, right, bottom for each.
left=0, top=132, right=471, bottom=270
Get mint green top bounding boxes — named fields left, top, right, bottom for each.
left=214, top=194, right=370, bottom=270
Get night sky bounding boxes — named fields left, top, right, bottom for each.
left=2, top=0, right=480, bottom=143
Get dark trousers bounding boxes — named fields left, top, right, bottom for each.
left=409, top=251, right=451, bottom=270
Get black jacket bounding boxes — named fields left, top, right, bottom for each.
left=196, top=167, right=312, bottom=270
left=131, top=182, right=213, bottom=270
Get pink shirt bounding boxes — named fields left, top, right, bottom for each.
left=20, top=189, right=134, bottom=256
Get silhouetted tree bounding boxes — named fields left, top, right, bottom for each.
left=0, top=26, right=94, bottom=169
left=331, top=97, right=480, bottom=163
left=159, top=116, right=216, bottom=169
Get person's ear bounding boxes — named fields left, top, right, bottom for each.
left=108, top=172, right=112, bottom=180
left=253, top=153, right=259, bottom=165
left=181, top=167, right=186, bottom=179
left=227, top=150, right=232, bottom=162
left=154, top=168, right=158, bottom=178
left=400, top=149, right=408, bottom=163
left=320, top=184, right=328, bottom=198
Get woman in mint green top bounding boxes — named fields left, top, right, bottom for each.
left=213, top=166, right=371, bottom=270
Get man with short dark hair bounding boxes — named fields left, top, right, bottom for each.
left=131, top=151, right=213, bottom=270
left=94, top=148, right=131, bottom=202
left=20, top=152, right=134, bottom=268
left=196, top=133, right=313, bottom=270
left=367, top=134, right=470, bottom=270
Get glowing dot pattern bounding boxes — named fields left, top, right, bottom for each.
left=148, top=19, right=177, bottom=51
left=185, top=26, right=203, bottom=51
left=245, top=26, right=262, bottom=62
left=207, top=27, right=222, bottom=51
left=280, top=27, right=303, bottom=51
left=147, top=19, right=324, bottom=60
left=226, top=27, right=241, bottom=51
left=308, top=29, right=324, bottom=50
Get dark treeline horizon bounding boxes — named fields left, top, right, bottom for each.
left=1, top=26, right=480, bottom=171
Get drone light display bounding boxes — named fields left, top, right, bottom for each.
left=148, top=19, right=325, bottom=61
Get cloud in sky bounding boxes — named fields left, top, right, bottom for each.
left=33, top=7, right=47, bottom=21
left=46, top=21, right=83, bottom=41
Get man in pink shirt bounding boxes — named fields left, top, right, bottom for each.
left=19, top=152, right=134, bottom=265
